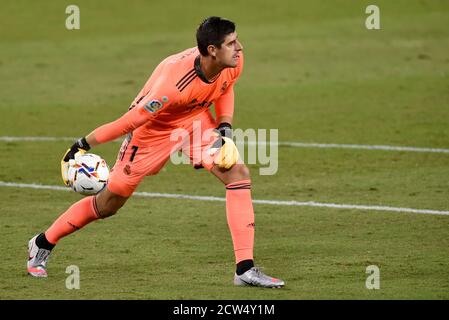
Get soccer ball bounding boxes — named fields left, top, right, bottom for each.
left=67, top=153, right=109, bottom=195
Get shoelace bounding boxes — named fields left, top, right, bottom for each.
left=35, top=249, right=51, bottom=265
left=252, top=267, right=267, bottom=278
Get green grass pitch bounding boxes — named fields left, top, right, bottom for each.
left=0, top=0, right=448, bottom=299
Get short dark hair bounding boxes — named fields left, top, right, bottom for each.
left=196, top=16, right=236, bottom=56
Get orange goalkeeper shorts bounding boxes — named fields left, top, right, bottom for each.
left=107, top=111, right=217, bottom=197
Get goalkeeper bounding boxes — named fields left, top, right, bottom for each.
left=27, top=16, right=284, bottom=288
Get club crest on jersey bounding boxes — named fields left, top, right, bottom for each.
left=144, top=99, right=163, bottom=113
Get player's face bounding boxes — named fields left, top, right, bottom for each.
left=216, top=32, right=243, bottom=68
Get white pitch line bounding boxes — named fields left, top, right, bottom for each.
left=0, top=136, right=78, bottom=142
left=0, top=181, right=448, bottom=216
left=1, top=136, right=449, bottom=154
left=246, top=141, right=449, bottom=154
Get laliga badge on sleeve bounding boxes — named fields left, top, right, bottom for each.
left=144, top=99, right=163, bottom=113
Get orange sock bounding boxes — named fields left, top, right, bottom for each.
left=226, top=179, right=254, bottom=263
left=45, top=196, right=100, bottom=244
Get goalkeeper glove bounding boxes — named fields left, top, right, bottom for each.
left=61, top=137, right=91, bottom=185
left=209, top=123, right=240, bottom=170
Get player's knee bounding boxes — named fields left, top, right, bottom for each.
left=238, top=164, right=251, bottom=180
left=231, top=164, right=251, bottom=181
left=95, top=190, right=128, bottom=218
left=97, top=204, right=121, bottom=218
left=211, top=163, right=251, bottom=185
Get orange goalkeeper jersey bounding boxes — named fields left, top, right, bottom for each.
left=94, top=47, right=244, bottom=144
